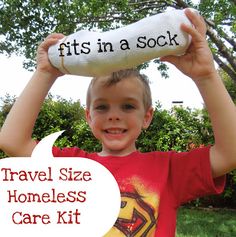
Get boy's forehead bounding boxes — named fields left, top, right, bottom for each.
left=90, top=78, right=144, bottom=105
left=91, top=76, right=143, bottom=91
left=86, top=74, right=151, bottom=109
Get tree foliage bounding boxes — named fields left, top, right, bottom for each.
left=0, top=95, right=235, bottom=207
left=0, top=0, right=235, bottom=80
left=137, top=103, right=213, bottom=152
left=0, top=93, right=86, bottom=151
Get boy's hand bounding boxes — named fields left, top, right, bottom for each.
left=36, top=33, right=65, bottom=79
left=161, top=9, right=216, bottom=84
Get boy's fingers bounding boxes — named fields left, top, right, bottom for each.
left=45, top=33, right=65, bottom=41
left=184, top=8, right=207, bottom=37
left=181, top=23, right=205, bottom=45
left=40, top=33, right=65, bottom=50
left=42, top=33, right=65, bottom=46
left=160, top=55, right=180, bottom=66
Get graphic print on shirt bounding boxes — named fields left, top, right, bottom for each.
left=104, top=177, right=159, bottom=237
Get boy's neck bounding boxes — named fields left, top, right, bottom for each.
left=98, top=149, right=138, bottom=157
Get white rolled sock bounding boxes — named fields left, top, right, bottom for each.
left=48, top=8, right=195, bottom=77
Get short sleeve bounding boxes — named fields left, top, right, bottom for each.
left=52, top=146, right=87, bottom=157
left=169, top=146, right=226, bottom=207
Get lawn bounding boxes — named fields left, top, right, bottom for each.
left=176, top=207, right=236, bottom=237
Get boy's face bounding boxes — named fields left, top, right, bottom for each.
left=85, top=76, right=153, bottom=156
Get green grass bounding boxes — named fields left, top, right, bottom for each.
left=176, top=207, right=236, bottom=237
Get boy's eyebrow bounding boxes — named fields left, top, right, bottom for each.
left=92, top=98, right=107, bottom=103
left=93, top=97, right=140, bottom=103
left=123, top=97, right=140, bottom=103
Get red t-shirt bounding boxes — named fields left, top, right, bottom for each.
left=52, top=146, right=225, bottom=237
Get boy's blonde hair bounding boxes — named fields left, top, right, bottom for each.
left=86, top=69, right=152, bottom=111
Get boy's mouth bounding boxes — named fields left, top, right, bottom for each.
left=104, top=128, right=127, bottom=134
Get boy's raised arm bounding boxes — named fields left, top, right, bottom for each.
left=161, top=9, right=236, bottom=178
left=0, top=33, right=64, bottom=157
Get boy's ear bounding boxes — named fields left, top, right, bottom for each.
left=142, top=107, right=154, bottom=129
left=85, top=108, right=91, bottom=124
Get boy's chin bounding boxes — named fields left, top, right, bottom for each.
left=101, top=143, right=136, bottom=156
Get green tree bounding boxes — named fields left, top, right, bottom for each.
left=0, top=94, right=16, bottom=158
left=0, top=0, right=235, bottom=80
left=137, top=103, right=213, bottom=152
left=0, top=94, right=16, bottom=125
left=0, top=94, right=86, bottom=157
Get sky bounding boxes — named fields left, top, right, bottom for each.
left=0, top=54, right=204, bottom=110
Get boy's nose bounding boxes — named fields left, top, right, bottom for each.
left=108, top=109, right=121, bottom=121
left=108, top=114, right=120, bottom=121
left=109, top=116, right=120, bottom=121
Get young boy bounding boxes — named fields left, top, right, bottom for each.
left=0, top=9, right=236, bottom=237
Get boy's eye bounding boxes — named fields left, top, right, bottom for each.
left=122, top=104, right=136, bottom=110
left=94, top=105, right=108, bottom=111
